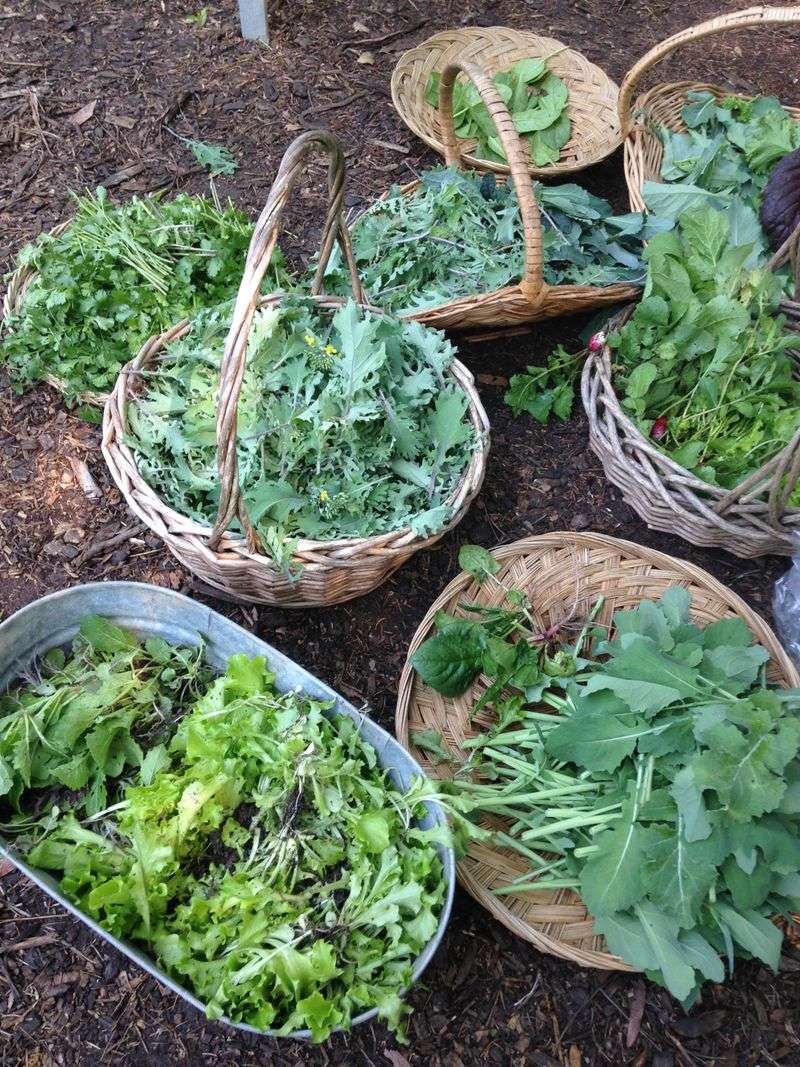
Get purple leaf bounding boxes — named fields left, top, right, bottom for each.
left=761, top=148, right=800, bottom=250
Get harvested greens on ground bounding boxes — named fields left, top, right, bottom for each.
left=507, top=204, right=800, bottom=495
left=410, top=547, right=800, bottom=1004
left=125, top=296, right=478, bottom=570
left=425, top=57, right=571, bottom=167
left=1, top=619, right=447, bottom=1041
left=323, top=169, right=658, bottom=316
left=643, top=91, right=800, bottom=257
left=1, top=188, right=287, bottom=402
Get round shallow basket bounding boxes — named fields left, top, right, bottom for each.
left=621, top=5, right=800, bottom=214
left=395, top=531, right=800, bottom=969
left=1, top=221, right=111, bottom=406
left=361, top=60, right=639, bottom=336
left=103, top=130, right=489, bottom=608
left=392, top=26, right=621, bottom=177
left=582, top=226, right=800, bottom=559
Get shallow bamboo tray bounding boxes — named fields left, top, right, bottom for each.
left=395, top=532, right=800, bottom=968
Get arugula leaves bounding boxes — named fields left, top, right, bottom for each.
left=127, top=297, right=477, bottom=566
left=409, top=569, right=800, bottom=1003
left=5, top=636, right=448, bottom=1042
left=425, top=58, right=571, bottom=167
left=322, top=169, right=653, bottom=316
left=2, top=188, right=286, bottom=402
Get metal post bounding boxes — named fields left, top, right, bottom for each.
left=238, top=0, right=268, bottom=43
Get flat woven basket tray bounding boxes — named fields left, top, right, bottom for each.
left=391, top=26, right=621, bottom=177
left=395, top=531, right=799, bottom=968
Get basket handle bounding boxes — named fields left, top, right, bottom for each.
left=210, top=129, right=365, bottom=553
left=438, top=61, right=545, bottom=303
left=619, top=6, right=800, bottom=138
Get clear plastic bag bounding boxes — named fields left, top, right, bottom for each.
left=773, top=533, right=800, bottom=667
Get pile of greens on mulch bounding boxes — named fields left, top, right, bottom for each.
left=410, top=546, right=800, bottom=1005
left=322, top=169, right=660, bottom=316
left=507, top=203, right=800, bottom=495
left=126, top=296, right=478, bottom=571
left=644, top=91, right=800, bottom=253
left=425, top=57, right=571, bottom=167
left=1, top=188, right=287, bottom=404
left=1, top=618, right=447, bottom=1041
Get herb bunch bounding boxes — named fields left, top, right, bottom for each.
left=3, top=621, right=447, bottom=1041
left=126, top=297, right=477, bottom=570
left=323, top=169, right=657, bottom=316
left=410, top=546, right=800, bottom=1004
left=425, top=57, right=571, bottom=167
left=2, top=188, right=287, bottom=402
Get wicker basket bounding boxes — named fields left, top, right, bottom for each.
left=102, top=130, right=489, bottom=608
left=1, top=221, right=111, bottom=406
left=582, top=227, right=800, bottom=558
left=392, top=26, right=621, bottom=177
left=395, top=531, right=800, bottom=969
left=621, top=5, right=800, bottom=215
left=357, top=60, right=639, bottom=336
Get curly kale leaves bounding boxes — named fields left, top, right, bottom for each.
left=9, top=644, right=445, bottom=1041
left=1, top=188, right=286, bottom=402
left=321, top=169, right=655, bottom=316
left=126, top=297, right=477, bottom=565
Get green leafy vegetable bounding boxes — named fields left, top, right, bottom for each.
left=2, top=188, right=286, bottom=401
left=409, top=577, right=800, bottom=1003
left=126, top=297, right=478, bottom=567
left=425, top=58, right=571, bottom=167
left=3, top=632, right=449, bottom=1042
left=322, top=169, right=656, bottom=316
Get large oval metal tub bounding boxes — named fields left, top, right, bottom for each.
left=0, top=582, right=456, bottom=1039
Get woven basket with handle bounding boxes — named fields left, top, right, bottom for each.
left=392, top=26, right=621, bottom=177
left=102, top=130, right=489, bottom=608
left=355, top=60, right=639, bottom=336
left=395, top=532, right=800, bottom=968
left=582, top=225, right=800, bottom=558
left=622, top=5, right=800, bottom=214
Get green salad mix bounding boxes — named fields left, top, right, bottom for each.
left=1, top=618, right=448, bottom=1041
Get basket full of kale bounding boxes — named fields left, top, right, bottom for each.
left=396, top=533, right=800, bottom=1001
left=325, top=59, right=647, bottom=335
left=102, top=131, right=488, bottom=607
left=0, top=602, right=453, bottom=1041
left=1, top=188, right=287, bottom=406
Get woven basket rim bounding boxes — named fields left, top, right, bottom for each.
left=394, top=530, right=800, bottom=968
left=102, top=292, right=490, bottom=566
left=391, top=25, right=622, bottom=177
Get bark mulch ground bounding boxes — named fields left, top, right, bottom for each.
left=1, top=1, right=799, bottom=1064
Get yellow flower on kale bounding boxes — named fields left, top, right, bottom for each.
left=319, top=489, right=330, bottom=502
left=323, top=344, right=338, bottom=357
left=304, top=333, right=317, bottom=347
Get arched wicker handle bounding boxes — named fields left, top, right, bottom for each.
left=619, top=5, right=800, bottom=138
left=438, top=61, right=545, bottom=303
left=210, top=129, right=365, bottom=553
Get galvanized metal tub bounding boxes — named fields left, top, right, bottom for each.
left=0, top=582, right=456, bottom=1039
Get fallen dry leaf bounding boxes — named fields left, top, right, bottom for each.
left=357, top=51, right=375, bottom=65
left=107, top=114, right=136, bottom=129
left=352, top=19, right=368, bottom=32
left=0, top=858, right=13, bottom=878
left=66, top=99, right=97, bottom=126
left=384, top=1053, right=411, bottom=1067
left=568, top=1046, right=582, bottom=1067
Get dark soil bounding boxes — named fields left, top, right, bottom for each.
left=2, top=1, right=800, bottom=1064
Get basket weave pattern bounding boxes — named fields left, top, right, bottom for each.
left=366, top=60, right=639, bottom=335
left=621, top=6, right=800, bottom=214
left=392, top=26, right=621, bottom=177
left=395, top=532, right=800, bottom=968
left=102, top=130, right=489, bottom=607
